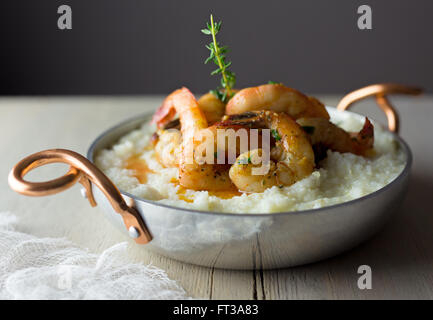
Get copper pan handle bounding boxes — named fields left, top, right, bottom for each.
left=8, top=149, right=152, bottom=244
left=337, top=83, right=423, bottom=133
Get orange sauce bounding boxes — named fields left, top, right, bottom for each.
left=170, top=178, right=242, bottom=201
left=208, top=189, right=243, bottom=199
left=176, top=186, right=195, bottom=203
left=124, top=155, right=155, bottom=184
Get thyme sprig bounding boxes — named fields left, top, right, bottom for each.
left=202, top=14, right=236, bottom=103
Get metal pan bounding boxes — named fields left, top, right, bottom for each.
left=8, top=84, right=422, bottom=270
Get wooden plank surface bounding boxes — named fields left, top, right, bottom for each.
left=1, top=95, right=432, bottom=299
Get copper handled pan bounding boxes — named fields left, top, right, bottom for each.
left=8, top=84, right=422, bottom=269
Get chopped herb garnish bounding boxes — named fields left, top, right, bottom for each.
left=268, top=81, right=282, bottom=85
left=271, top=129, right=281, bottom=141
left=302, top=126, right=315, bottom=134
left=202, top=15, right=236, bottom=103
left=237, top=156, right=252, bottom=165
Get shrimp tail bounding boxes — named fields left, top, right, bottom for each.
left=151, top=104, right=176, bottom=129
left=351, top=118, right=374, bottom=155
left=151, top=87, right=196, bottom=129
left=151, top=94, right=176, bottom=128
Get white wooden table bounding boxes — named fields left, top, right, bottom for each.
left=1, top=95, right=432, bottom=299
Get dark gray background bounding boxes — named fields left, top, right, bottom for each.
left=1, top=0, right=432, bottom=95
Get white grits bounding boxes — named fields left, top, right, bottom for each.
left=95, top=109, right=406, bottom=214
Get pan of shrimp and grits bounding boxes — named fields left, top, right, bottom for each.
left=8, top=16, right=423, bottom=269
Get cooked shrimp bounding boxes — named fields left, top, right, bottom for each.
left=296, top=117, right=374, bottom=158
left=307, top=96, right=329, bottom=119
left=197, top=92, right=226, bottom=124
left=152, top=87, right=233, bottom=191
left=229, top=149, right=278, bottom=193
left=152, top=87, right=208, bottom=130
left=226, top=111, right=315, bottom=192
left=155, top=121, right=256, bottom=172
left=154, top=129, right=182, bottom=167
left=225, top=83, right=330, bottom=119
